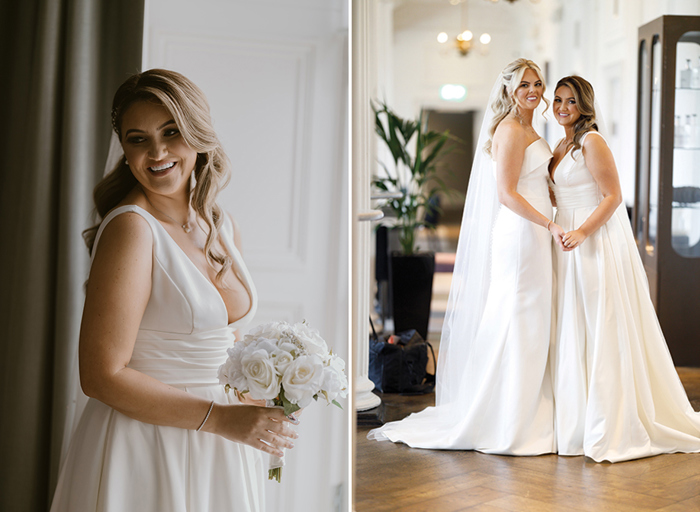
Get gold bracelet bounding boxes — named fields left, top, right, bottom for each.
left=196, top=400, right=215, bottom=431
left=546, top=220, right=552, bottom=231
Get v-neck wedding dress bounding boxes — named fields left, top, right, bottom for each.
left=550, top=131, right=700, bottom=462
left=50, top=205, right=265, bottom=512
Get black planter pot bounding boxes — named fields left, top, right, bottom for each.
left=390, top=252, right=435, bottom=340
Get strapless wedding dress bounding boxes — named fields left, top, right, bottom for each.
left=551, top=131, right=700, bottom=462
left=369, top=139, right=557, bottom=455
left=50, top=205, right=265, bottom=511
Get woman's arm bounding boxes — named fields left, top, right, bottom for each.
left=561, top=133, right=622, bottom=249
left=79, top=213, right=296, bottom=456
left=494, top=122, right=568, bottom=250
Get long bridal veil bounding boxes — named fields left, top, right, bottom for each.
left=434, top=79, right=501, bottom=410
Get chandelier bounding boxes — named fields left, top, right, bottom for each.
left=437, top=0, right=490, bottom=57
left=438, top=0, right=540, bottom=56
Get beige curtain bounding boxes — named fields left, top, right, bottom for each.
left=0, top=1, right=143, bottom=510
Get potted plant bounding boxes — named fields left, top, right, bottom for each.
left=372, top=101, right=458, bottom=340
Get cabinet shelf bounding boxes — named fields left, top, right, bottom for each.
left=635, top=15, right=700, bottom=366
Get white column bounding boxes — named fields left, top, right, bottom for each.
left=352, top=0, right=381, bottom=416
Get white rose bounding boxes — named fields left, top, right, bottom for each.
left=271, top=346, right=296, bottom=375
left=244, top=321, right=288, bottom=342
left=241, top=349, right=281, bottom=400
left=292, top=322, right=329, bottom=358
left=217, top=357, right=238, bottom=387
left=281, top=354, right=324, bottom=408
left=276, top=340, right=301, bottom=358
left=322, top=355, right=348, bottom=402
left=253, top=338, right=278, bottom=356
left=219, top=345, right=248, bottom=391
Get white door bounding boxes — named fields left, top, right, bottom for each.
left=143, top=1, right=349, bottom=510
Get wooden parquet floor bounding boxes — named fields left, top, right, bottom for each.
left=355, top=367, right=700, bottom=512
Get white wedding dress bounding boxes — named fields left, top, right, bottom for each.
left=50, top=205, right=266, bottom=512
left=369, top=139, right=557, bottom=455
left=550, top=131, right=700, bottom=462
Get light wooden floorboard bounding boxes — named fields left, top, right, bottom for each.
left=355, top=368, right=700, bottom=511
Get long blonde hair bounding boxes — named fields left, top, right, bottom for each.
left=555, top=75, right=599, bottom=154
left=84, top=69, right=233, bottom=281
left=485, top=58, right=549, bottom=156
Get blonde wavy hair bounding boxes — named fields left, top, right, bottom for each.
left=485, top=58, right=549, bottom=156
left=554, top=75, right=599, bottom=154
left=83, top=69, right=233, bottom=281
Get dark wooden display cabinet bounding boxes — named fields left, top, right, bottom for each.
left=635, top=15, right=700, bottom=366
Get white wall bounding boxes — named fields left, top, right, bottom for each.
left=384, top=0, right=700, bottom=205
left=143, top=1, right=349, bottom=511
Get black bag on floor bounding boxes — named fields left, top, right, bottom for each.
left=369, top=326, right=435, bottom=395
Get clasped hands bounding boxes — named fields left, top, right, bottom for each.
left=548, top=223, right=585, bottom=252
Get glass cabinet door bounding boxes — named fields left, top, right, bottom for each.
left=648, top=37, right=662, bottom=255
left=636, top=40, right=650, bottom=249
left=635, top=16, right=700, bottom=366
left=672, top=31, right=700, bottom=258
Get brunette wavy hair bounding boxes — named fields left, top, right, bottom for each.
left=83, top=69, right=233, bottom=281
left=554, top=75, right=599, bottom=154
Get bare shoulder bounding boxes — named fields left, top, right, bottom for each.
left=493, top=119, right=528, bottom=159
left=494, top=118, right=527, bottom=140
left=581, top=131, right=611, bottom=157
left=494, top=119, right=528, bottom=147
left=91, top=212, right=153, bottom=270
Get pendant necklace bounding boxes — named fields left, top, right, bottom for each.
left=144, top=193, right=193, bottom=233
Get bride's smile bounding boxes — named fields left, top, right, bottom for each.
left=120, top=100, right=197, bottom=199
left=514, top=68, right=544, bottom=110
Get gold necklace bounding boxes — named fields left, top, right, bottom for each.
left=143, top=193, right=193, bottom=233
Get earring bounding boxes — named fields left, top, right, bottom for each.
left=125, top=159, right=129, bottom=165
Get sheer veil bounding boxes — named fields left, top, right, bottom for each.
left=434, top=77, right=502, bottom=407
left=105, top=131, right=125, bottom=176
left=435, top=71, right=548, bottom=410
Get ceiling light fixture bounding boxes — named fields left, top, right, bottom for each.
left=437, top=0, right=490, bottom=57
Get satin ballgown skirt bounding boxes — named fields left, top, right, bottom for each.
left=551, top=131, right=700, bottom=462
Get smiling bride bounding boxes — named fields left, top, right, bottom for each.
left=50, top=69, right=298, bottom=512
left=369, top=59, right=565, bottom=455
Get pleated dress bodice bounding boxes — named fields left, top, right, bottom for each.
left=89, top=205, right=258, bottom=388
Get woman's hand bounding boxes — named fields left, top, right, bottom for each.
left=562, top=229, right=587, bottom=250
left=203, top=403, right=299, bottom=458
left=548, top=222, right=573, bottom=252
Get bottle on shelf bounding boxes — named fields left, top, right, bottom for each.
left=675, top=115, right=684, bottom=147
left=680, top=58, right=692, bottom=88
left=684, top=115, right=693, bottom=149
left=692, top=57, right=700, bottom=89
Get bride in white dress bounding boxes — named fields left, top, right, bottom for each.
left=50, top=69, right=298, bottom=511
left=369, top=59, right=567, bottom=454
left=549, top=75, right=700, bottom=462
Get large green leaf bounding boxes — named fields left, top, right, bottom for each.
left=371, top=100, right=462, bottom=254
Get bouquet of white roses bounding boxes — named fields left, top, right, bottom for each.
left=217, top=320, right=348, bottom=482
